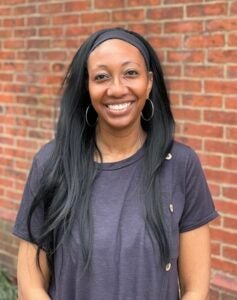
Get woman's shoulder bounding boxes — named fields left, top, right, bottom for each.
left=34, top=139, right=56, bottom=170
left=169, top=140, right=201, bottom=167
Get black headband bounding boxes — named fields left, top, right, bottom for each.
left=89, top=29, right=150, bottom=69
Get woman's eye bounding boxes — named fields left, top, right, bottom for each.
left=125, top=70, right=139, bottom=77
left=94, top=74, right=109, bottom=81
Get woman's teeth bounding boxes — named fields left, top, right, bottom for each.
left=107, top=102, right=131, bottom=111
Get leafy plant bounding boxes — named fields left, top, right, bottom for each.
left=0, top=268, right=17, bottom=300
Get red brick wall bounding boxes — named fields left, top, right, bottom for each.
left=0, top=0, right=236, bottom=298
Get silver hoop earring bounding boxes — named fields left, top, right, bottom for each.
left=85, top=105, right=98, bottom=127
left=141, top=98, right=154, bottom=121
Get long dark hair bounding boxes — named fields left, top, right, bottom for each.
left=27, top=27, right=175, bottom=274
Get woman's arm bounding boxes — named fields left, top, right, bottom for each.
left=178, top=224, right=211, bottom=300
left=17, top=239, right=51, bottom=300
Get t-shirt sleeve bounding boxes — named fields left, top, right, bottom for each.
left=179, top=149, right=219, bottom=233
left=12, top=156, right=44, bottom=244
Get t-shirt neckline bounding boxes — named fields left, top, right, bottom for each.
left=95, top=144, right=145, bottom=171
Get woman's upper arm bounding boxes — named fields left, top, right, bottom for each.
left=17, top=239, right=51, bottom=299
left=178, top=224, right=211, bottom=299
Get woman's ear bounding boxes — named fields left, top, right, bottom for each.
left=147, top=71, right=153, bottom=97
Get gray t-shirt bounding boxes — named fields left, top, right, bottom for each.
left=13, top=141, right=218, bottom=300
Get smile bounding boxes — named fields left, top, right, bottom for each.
left=106, top=102, right=132, bottom=111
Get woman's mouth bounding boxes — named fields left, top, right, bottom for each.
left=106, top=102, right=132, bottom=111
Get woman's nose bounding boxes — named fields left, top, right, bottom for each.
left=107, top=78, right=128, bottom=97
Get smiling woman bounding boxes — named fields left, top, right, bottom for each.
left=13, top=28, right=218, bottom=300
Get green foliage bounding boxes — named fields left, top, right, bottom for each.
left=0, top=268, right=17, bottom=300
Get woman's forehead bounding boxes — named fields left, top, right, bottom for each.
left=88, top=39, right=146, bottom=67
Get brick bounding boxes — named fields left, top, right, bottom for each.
left=182, top=95, right=222, bottom=108
left=209, top=289, right=219, bottom=300
left=27, top=63, right=50, bottom=73
left=185, top=34, right=224, bottom=48
left=148, top=7, right=183, bottom=20
left=222, top=294, right=237, bottom=300
left=127, top=0, right=160, bottom=5
left=228, top=33, right=237, bottom=46
left=211, top=228, right=237, bottom=245
left=27, top=39, right=50, bottom=49
left=164, top=21, right=203, bottom=33
left=128, top=23, right=161, bottom=35
left=148, top=36, right=182, bottom=49
left=205, top=81, right=237, bottom=94
left=0, top=136, right=14, bottom=146
left=66, top=1, right=89, bottom=11
left=206, top=19, right=237, bottom=31
left=28, top=130, right=53, bottom=140
left=13, top=5, right=36, bottom=15
left=16, top=139, right=38, bottom=149
left=167, top=51, right=204, bottom=62
left=184, top=65, right=223, bottom=78
left=163, top=65, right=181, bottom=77
left=82, top=11, right=111, bottom=23
left=41, top=51, right=66, bottom=61
left=168, top=79, right=201, bottom=92
left=198, top=153, right=222, bottom=167
left=0, top=30, right=12, bottom=38
left=17, top=51, right=39, bottom=60
left=212, top=274, right=237, bottom=294
left=187, top=3, right=227, bottom=17
left=0, top=178, right=14, bottom=188
left=164, top=0, right=201, bottom=3
left=6, top=106, right=27, bottom=115
left=65, top=26, right=92, bottom=37
left=95, top=0, right=125, bottom=8
left=2, top=62, right=24, bottom=72
left=173, top=107, right=201, bottom=121
left=227, top=66, right=237, bottom=79
left=183, top=123, right=223, bottom=138
left=0, top=51, right=15, bottom=59
left=230, top=1, right=237, bottom=15
left=211, top=242, right=221, bottom=256
left=53, top=15, right=79, bottom=25
left=205, top=168, right=237, bottom=185
left=226, top=128, right=237, bottom=140
left=223, top=187, right=237, bottom=201
left=16, top=96, right=38, bottom=105
left=15, top=160, right=31, bottom=170
left=38, top=3, right=63, bottom=14
left=5, top=127, right=27, bottom=137
left=223, top=245, right=237, bottom=263
left=224, top=157, right=237, bottom=171
left=14, top=28, right=36, bottom=38
left=4, top=40, right=24, bottom=49
left=204, top=110, right=236, bottom=125
left=205, top=140, right=237, bottom=155
left=3, top=18, right=24, bottom=27
left=16, top=117, right=38, bottom=128
left=0, top=8, right=11, bottom=15
left=208, top=50, right=237, bottom=63
left=0, top=74, right=13, bottom=81
left=112, top=9, right=145, bottom=22
left=224, top=217, right=237, bottom=230
left=215, top=200, right=237, bottom=215
left=27, top=16, right=50, bottom=26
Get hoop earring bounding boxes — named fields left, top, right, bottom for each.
left=141, top=98, right=154, bottom=121
left=85, top=105, right=98, bottom=127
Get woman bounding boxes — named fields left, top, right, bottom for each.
left=13, top=28, right=218, bottom=299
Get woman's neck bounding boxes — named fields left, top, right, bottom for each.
left=95, top=124, right=146, bottom=163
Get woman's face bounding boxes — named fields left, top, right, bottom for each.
left=87, top=39, right=153, bottom=132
